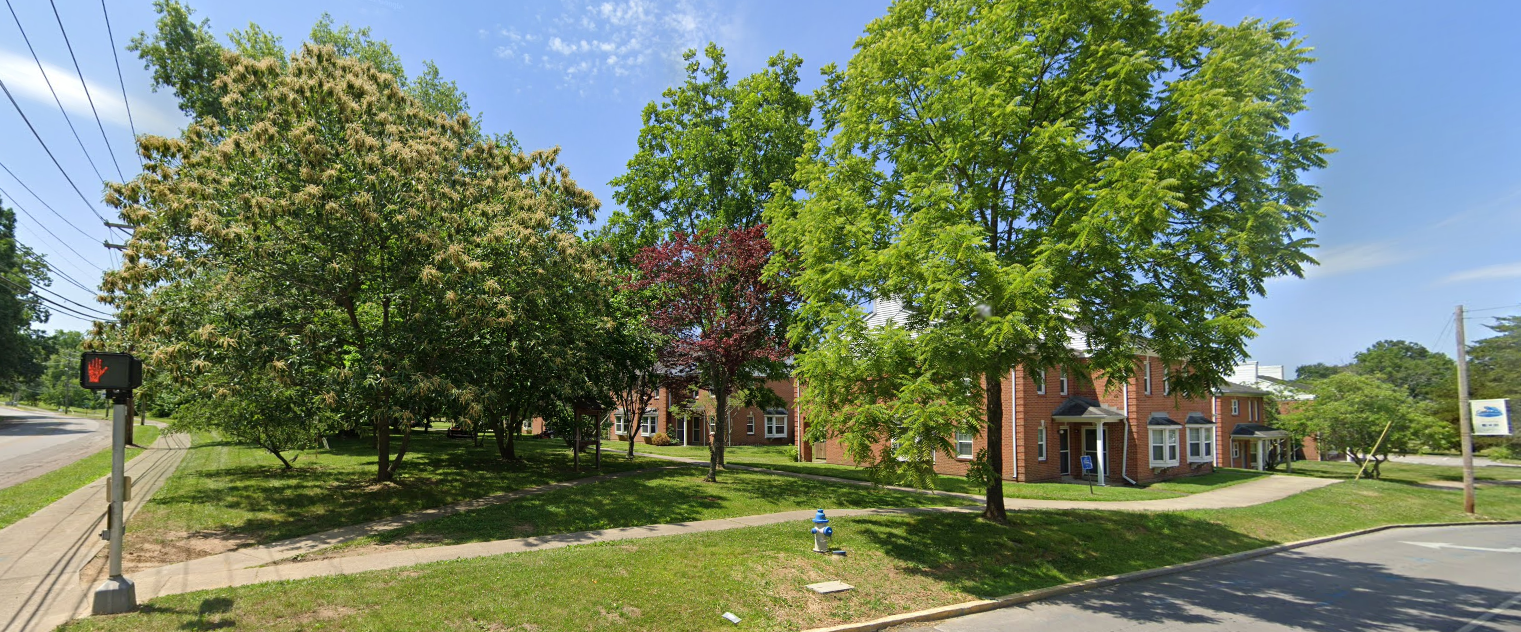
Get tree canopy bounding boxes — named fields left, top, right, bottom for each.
left=0, top=200, right=49, bottom=392
left=1281, top=372, right=1450, bottom=478
left=767, top=0, right=1330, bottom=521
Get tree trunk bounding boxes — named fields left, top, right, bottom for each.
left=982, top=370, right=1007, bottom=523
left=376, top=412, right=392, bottom=482
left=269, top=448, right=293, bottom=469
left=708, top=374, right=728, bottom=482
left=574, top=422, right=581, bottom=472
left=125, top=398, right=135, bottom=446
left=387, top=421, right=413, bottom=478
left=505, top=411, right=518, bottom=460
left=628, top=415, right=638, bottom=459
left=493, top=412, right=511, bottom=459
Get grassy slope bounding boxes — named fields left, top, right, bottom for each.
left=0, top=425, right=160, bottom=530
left=1284, top=459, right=1521, bottom=484
left=125, top=432, right=671, bottom=551
left=634, top=444, right=1268, bottom=501
left=321, top=467, right=961, bottom=556
left=65, top=481, right=1521, bottom=632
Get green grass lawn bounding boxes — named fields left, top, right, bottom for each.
left=318, top=466, right=964, bottom=557
left=0, top=425, right=160, bottom=530
left=1284, top=459, right=1521, bottom=485
left=631, top=444, right=1266, bottom=501
left=120, top=432, right=672, bottom=566
left=64, top=479, right=1521, bottom=632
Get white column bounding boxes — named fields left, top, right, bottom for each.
left=1256, top=441, right=1265, bottom=471
left=1095, top=422, right=1107, bottom=486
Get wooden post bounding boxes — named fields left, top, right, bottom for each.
left=1456, top=304, right=1476, bottom=514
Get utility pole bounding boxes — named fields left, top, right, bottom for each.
left=1455, top=304, right=1475, bottom=515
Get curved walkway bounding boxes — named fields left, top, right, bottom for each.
left=0, top=426, right=188, bottom=632
left=109, top=461, right=1338, bottom=612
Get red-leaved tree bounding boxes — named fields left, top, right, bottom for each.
left=630, top=225, right=794, bottom=482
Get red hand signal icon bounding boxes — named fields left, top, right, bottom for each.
left=87, top=357, right=108, bottom=383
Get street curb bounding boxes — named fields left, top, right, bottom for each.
left=802, top=519, right=1521, bottom=632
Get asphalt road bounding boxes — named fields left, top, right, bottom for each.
left=0, top=407, right=109, bottom=490
left=896, top=524, right=1521, bottom=632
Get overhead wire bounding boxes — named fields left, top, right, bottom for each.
left=47, top=0, right=124, bottom=183
left=0, top=79, right=115, bottom=228
left=4, top=0, right=108, bottom=184
left=0, top=273, right=115, bottom=319
left=0, top=183, right=105, bottom=273
left=0, top=159, right=97, bottom=241
left=0, top=274, right=115, bottom=322
left=99, top=0, right=142, bottom=169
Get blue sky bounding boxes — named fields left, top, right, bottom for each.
left=2, top=0, right=1518, bottom=375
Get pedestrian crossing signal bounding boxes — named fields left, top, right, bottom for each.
left=78, top=353, right=142, bottom=391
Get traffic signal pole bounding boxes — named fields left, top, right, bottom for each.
left=92, top=390, right=136, bottom=613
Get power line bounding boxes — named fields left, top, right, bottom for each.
left=1466, top=303, right=1521, bottom=314
left=0, top=159, right=97, bottom=241
left=0, top=78, right=114, bottom=228
left=12, top=221, right=100, bottom=282
left=1430, top=313, right=1454, bottom=354
left=0, top=274, right=116, bottom=322
left=48, top=0, right=124, bottom=183
left=4, top=0, right=108, bottom=184
left=0, top=183, right=105, bottom=273
left=1, top=272, right=115, bottom=319
left=41, top=258, right=97, bottom=294
left=100, top=0, right=142, bottom=169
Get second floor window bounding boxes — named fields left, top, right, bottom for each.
left=1059, top=369, right=1068, bottom=395
left=1144, top=361, right=1153, bottom=395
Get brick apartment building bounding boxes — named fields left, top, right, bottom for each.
left=597, top=378, right=800, bottom=448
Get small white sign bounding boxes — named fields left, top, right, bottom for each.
left=1471, top=399, right=1511, bottom=436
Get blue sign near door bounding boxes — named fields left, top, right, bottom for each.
left=1080, top=455, right=1094, bottom=472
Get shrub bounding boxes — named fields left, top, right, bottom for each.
left=1482, top=444, right=1516, bottom=461
left=650, top=432, right=673, bottom=446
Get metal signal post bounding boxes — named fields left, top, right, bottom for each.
left=78, top=352, right=143, bottom=614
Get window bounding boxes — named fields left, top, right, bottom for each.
left=1250, top=400, right=1259, bottom=421
left=746, top=413, right=755, bottom=435
left=1163, top=375, right=1170, bottom=397
left=641, top=413, right=657, bottom=437
left=1144, top=361, right=1153, bottom=395
left=764, top=413, right=788, bottom=438
left=1037, top=426, right=1047, bottom=460
left=1187, top=427, right=1214, bottom=462
left=614, top=413, right=627, bottom=435
left=955, top=431, right=974, bottom=458
left=1231, top=400, right=1240, bottom=416
left=1059, top=369, right=1068, bottom=395
left=1232, top=442, right=1240, bottom=458
left=1035, top=369, right=1046, bottom=395
left=1149, top=428, right=1179, bottom=467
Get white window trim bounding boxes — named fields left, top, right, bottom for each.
left=1162, top=375, right=1170, bottom=397
left=1059, top=369, right=1068, bottom=395
left=1035, top=369, right=1046, bottom=395
left=1149, top=428, right=1180, bottom=467
left=641, top=413, right=657, bottom=437
left=1232, top=442, right=1240, bottom=458
left=1144, top=360, right=1153, bottom=395
left=1037, top=426, right=1047, bottom=461
left=764, top=413, right=788, bottom=438
left=746, top=412, right=755, bottom=435
left=955, top=431, right=974, bottom=459
left=1187, top=426, right=1214, bottom=463
left=1231, top=400, right=1240, bottom=416
left=614, top=413, right=627, bottom=435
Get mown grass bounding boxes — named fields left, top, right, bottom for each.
left=320, top=467, right=960, bottom=556
left=1284, top=459, right=1521, bottom=485
left=0, top=425, right=160, bottom=530
left=633, top=444, right=1268, bottom=501
left=125, top=432, right=671, bottom=552
left=65, top=480, right=1521, bottom=632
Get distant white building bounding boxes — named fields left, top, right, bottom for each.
left=1229, top=361, right=1313, bottom=401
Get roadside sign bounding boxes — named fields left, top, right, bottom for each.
left=1080, top=455, right=1093, bottom=472
left=1471, top=399, right=1511, bottom=436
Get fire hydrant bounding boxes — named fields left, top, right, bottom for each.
left=810, top=509, right=833, bottom=553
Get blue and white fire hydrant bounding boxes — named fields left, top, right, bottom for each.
left=810, top=509, right=834, bottom=553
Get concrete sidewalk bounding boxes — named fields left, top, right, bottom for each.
left=0, top=429, right=189, bottom=632
left=122, top=506, right=981, bottom=606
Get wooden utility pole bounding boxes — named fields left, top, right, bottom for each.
left=1455, top=304, right=1476, bottom=514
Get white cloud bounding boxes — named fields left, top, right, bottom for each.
left=0, top=49, right=183, bottom=135
left=1302, top=241, right=1413, bottom=279
left=486, top=0, right=731, bottom=88
left=1440, top=261, right=1521, bottom=284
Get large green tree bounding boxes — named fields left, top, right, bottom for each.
left=1282, top=372, right=1450, bottom=478
left=0, top=201, right=49, bottom=393
left=767, top=0, right=1330, bottom=521
left=1352, top=340, right=1455, bottom=402
left=103, top=45, right=599, bottom=480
